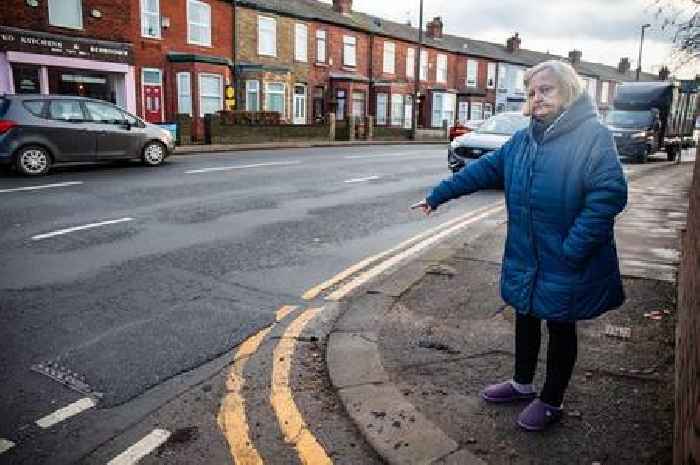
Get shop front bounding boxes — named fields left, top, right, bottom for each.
left=0, top=26, right=135, bottom=112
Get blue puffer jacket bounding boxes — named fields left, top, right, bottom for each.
left=427, top=94, right=627, bottom=321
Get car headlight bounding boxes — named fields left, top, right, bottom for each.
left=631, top=132, right=646, bottom=139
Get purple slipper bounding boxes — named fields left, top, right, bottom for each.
left=481, top=381, right=537, bottom=403
left=516, top=399, right=563, bottom=431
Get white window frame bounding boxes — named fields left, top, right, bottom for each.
left=431, top=92, right=455, bottom=128
left=258, top=16, right=277, bottom=57
left=316, top=29, right=327, bottom=63
left=487, top=62, right=496, bottom=89
left=437, top=54, right=448, bottom=83
left=383, top=41, right=396, bottom=75
left=466, top=59, right=478, bottom=88
left=264, top=82, right=286, bottom=116
left=376, top=93, right=388, bottom=125
left=187, top=0, right=211, bottom=47
left=601, top=81, right=610, bottom=104
left=246, top=80, right=260, bottom=112
left=141, top=0, right=161, bottom=38
left=458, top=101, right=469, bottom=125
left=343, top=35, right=356, bottom=67
left=48, top=0, right=83, bottom=30
left=198, top=73, right=223, bottom=117
left=177, top=72, right=192, bottom=116
left=406, top=48, right=415, bottom=79
left=391, top=94, right=404, bottom=127
left=470, top=101, right=483, bottom=121
left=483, top=102, right=493, bottom=119
left=295, top=23, right=308, bottom=63
left=352, top=91, right=365, bottom=117
left=420, top=50, right=429, bottom=81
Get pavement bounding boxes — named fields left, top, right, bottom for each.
left=326, top=156, right=694, bottom=465
left=173, top=140, right=448, bottom=156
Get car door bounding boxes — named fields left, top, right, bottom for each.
left=45, top=100, right=96, bottom=162
left=82, top=100, right=141, bottom=159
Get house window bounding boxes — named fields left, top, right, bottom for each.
left=403, top=95, right=413, bottom=129
left=141, top=0, right=160, bottom=38
left=432, top=92, right=455, bottom=128
left=458, top=101, right=469, bottom=125
left=587, top=79, right=597, bottom=100
left=487, top=62, right=496, bottom=89
left=48, top=0, right=83, bottom=29
left=601, top=81, right=609, bottom=104
left=316, top=30, right=327, bottom=63
left=177, top=72, right=192, bottom=115
left=246, top=80, right=259, bottom=111
left=466, top=59, right=478, bottom=88
left=187, top=0, right=211, bottom=46
left=376, top=93, right=388, bottom=125
left=295, top=23, right=308, bottom=62
left=313, top=86, right=325, bottom=122
left=352, top=92, right=365, bottom=117
left=258, top=16, right=277, bottom=57
left=515, top=68, right=525, bottom=91
left=336, top=90, right=346, bottom=120
left=420, top=50, right=428, bottom=81
left=483, top=103, right=493, bottom=119
left=391, top=94, right=404, bottom=127
left=406, top=48, right=415, bottom=79
left=199, top=74, right=222, bottom=116
left=383, top=41, right=395, bottom=74
left=470, top=102, right=483, bottom=120
left=437, top=54, right=448, bottom=83
left=343, top=36, right=356, bottom=67
left=265, top=82, right=285, bottom=115
left=497, top=64, right=507, bottom=90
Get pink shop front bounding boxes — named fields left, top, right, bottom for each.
left=0, top=26, right=136, bottom=113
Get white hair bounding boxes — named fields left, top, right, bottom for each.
left=524, top=60, right=584, bottom=111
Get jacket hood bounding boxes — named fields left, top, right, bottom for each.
left=528, top=93, right=598, bottom=143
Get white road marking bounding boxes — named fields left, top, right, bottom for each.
left=0, top=181, right=83, bottom=194
left=344, top=151, right=439, bottom=160
left=107, top=429, right=171, bottom=465
left=0, top=439, right=15, bottom=454
left=36, top=397, right=97, bottom=428
left=185, top=160, right=302, bottom=174
left=31, top=217, right=134, bottom=241
left=344, top=175, right=381, bottom=183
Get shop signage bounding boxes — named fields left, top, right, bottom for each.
left=0, top=26, right=132, bottom=64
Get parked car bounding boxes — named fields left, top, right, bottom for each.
left=448, top=119, right=484, bottom=141
left=448, top=112, right=529, bottom=172
left=0, top=94, right=175, bottom=176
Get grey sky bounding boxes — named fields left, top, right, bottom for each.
left=326, top=0, right=697, bottom=77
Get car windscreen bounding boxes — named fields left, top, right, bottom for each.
left=476, top=115, right=529, bottom=135
left=605, top=110, right=653, bottom=128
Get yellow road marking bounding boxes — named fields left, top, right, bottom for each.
left=218, top=324, right=273, bottom=465
left=302, top=202, right=503, bottom=300
left=276, top=305, right=298, bottom=322
left=271, top=307, right=333, bottom=465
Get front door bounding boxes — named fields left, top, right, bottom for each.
left=143, top=85, right=162, bottom=123
left=293, top=84, right=307, bottom=125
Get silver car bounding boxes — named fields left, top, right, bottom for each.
left=0, top=94, right=175, bottom=176
left=448, top=112, right=530, bottom=172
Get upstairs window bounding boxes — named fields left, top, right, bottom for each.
left=487, top=62, right=496, bottom=89
left=343, top=36, right=356, bottom=67
left=316, top=30, right=326, bottom=63
left=383, top=41, right=395, bottom=74
left=419, top=50, right=428, bottom=81
left=188, top=0, right=211, bottom=46
left=406, top=48, right=415, bottom=79
left=48, top=0, right=83, bottom=30
left=295, top=23, right=308, bottom=62
left=437, top=54, right=448, bottom=83
left=141, top=0, right=160, bottom=38
left=258, top=16, right=277, bottom=56
left=466, top=59, right=478, bottom=88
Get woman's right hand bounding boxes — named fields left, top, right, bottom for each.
left=410, top=199, right=433, bottom=216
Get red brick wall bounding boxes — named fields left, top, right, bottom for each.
left=1, top=0, right=132, bottom=42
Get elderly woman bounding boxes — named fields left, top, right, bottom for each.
left=413, top=60, right=627, bottom=431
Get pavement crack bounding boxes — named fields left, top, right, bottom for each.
left=393, top=349, right=512, bottom=370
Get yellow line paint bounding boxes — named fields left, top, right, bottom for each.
left=217, top=325, right=273, bottom=465
left=270, top=307, right=333, bottom=465
left=276, top=305, right=298, bottom=322
left=302, top=202, right=503, bottom=300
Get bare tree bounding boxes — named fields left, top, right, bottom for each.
left=645, top=0, right=699, bottom=74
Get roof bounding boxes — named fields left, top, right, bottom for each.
left=237, top=0, right=658, bottom=82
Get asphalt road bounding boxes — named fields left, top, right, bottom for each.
left=0, top=144, right=507, bottom=464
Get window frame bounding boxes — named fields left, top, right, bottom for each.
left=487, top=62, right=496, bottom=89
left=48, top=0, right=83, bottom=30
left=436, top=54, right=448, bottom=83
left=466, top=59, right=478, bottom=88
left=187, top=0, right=212, bottom=47
left=177, top=72, right=192, bottom=116
left=141, top=0, right=161, bottom=39
left=315, top=29, right=327, bottom=64
left=383, top=41, right=395, bottom=75
left=376, top=93, right=388, bottom=126
left=420, top=50, right=429, bottom=81
left=264, top=81, right=286, bottom=116
left=258, top=15, right=277, bottom=57
left=295, top=23, right=308, bottom=63
left=601, top=81, right=610, bottom=104
left=390, top=94, right=404, bottom=127
left=406, top=48, right=415, bottom=79
left=343, top=35, right=357, bottom=68
left=198, top=73, right=223, bottom=118
left=246, top=80, right=260, bottom=112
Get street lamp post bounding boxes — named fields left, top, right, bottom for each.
left=636, top=23, right=651, bottom=81
left=411, top=0, right=423, bottom=140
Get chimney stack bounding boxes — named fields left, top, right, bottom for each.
left=426, top=17, right=444, bottom=39
left=658, top=66, right=670, bottom=81
left=568, top=50, right=582, bottom=65
left=506, top=33, right=521, bottom=53
left=332, top=0, right=352, bottom=15
left=617, top=57, right=631, bottom=74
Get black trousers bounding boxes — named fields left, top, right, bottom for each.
left=513, top=312, right=577, bottom=407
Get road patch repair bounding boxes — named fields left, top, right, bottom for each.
left=325, top=160, right=692, bottom=464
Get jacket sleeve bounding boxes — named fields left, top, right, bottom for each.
left=562, top=128, right=628, bottom=268
left=425, top=134, right=515, bottom=209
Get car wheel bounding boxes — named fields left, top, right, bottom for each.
left=142, top=141, right=166, bottom=167
left=15, top=146, right=51, bottom=176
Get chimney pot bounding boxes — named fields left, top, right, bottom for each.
left=658, top=66, right=670, bottom=81
left=568, top=50, right=582, bottom=65
left=332, top=0, right=352, bottom=15
left=618, top=57, right=631, bottom=74
left=426, top=16, right=444, bottom=39
left=506, top=33, right=521, bottom=53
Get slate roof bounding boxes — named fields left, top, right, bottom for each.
left=236, top=0, right=658, bottom=82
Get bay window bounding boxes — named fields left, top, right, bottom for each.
left=246, top=80, right=260, bottom=112
left=199, top=74, right=222, bottom=117
left=265, top=82, right=286, bottom=116
left=376, top=93, right=388, bottom=125
left=391, top=94, right=404, bottom=127
left=177, top=72, right=192, bottom=115
left=432, top=92, right=455, bottom=128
